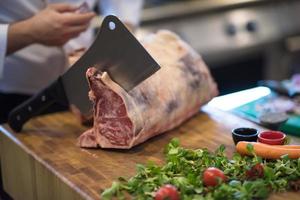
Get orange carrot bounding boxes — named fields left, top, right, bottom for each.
left=236, top=141, right=300, bottom=159
left=273, top=145, right=300, bottom=149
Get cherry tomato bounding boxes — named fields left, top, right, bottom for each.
left=203, top=167, right=227, bottom=187
left=155, top=184, right=180, bottom=200
left=246, top=163, right=264, bottom=179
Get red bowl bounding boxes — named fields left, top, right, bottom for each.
left=258, top=131, right=286, bottom=145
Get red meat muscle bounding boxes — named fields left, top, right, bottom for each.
left=78, top=30, right=218, bottom=149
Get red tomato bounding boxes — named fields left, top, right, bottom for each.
left=203, top=167, right=227, bottom=187
left=155, top=184, right=180, bottom=200
left=246, top=163, right=264, bottom=179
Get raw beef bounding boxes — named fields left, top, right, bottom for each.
left=78, top=30, right=218, bottom=149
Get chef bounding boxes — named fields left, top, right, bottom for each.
left=0, top=0, right=144, bottom=123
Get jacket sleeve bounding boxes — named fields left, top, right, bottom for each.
left=0, top=24, right=8, bottom=78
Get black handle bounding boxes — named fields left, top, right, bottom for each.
left=8, top=78, right=67, bottom=132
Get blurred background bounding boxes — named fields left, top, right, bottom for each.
left=97, top=0, right=300, bottom=95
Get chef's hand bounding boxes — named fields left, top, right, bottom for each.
left=7, top=3, right=96, bottom=55
left=29, top=3, right=95, bottom=46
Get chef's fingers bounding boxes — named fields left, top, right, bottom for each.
left=54, top=31, right=83, bottom=46
left=48, top=3, right=77, bottom=12
left=63, top=12, right=96, bottom=26
left=65, top=24, right=90, bottom=36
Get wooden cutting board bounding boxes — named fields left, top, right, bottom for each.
left=0, top=105, right=299, bottom=200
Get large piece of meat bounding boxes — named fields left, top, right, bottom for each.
left=78, top=30, right=218, bottom=149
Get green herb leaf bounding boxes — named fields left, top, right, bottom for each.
left=246, top=143, right=254, bottom=154
left=101, top=139, right=300, bottom=200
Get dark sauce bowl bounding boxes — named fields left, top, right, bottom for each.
left=232, top=128, right=259, bottom=145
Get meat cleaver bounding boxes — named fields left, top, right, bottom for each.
left=8, top=15, right=160, bottom=132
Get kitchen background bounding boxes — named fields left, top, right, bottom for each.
left=101, top=0, right=300, bottom=95
left=1, top=1, right=300, bottom=200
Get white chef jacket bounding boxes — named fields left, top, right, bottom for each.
left=0, top=0, right=67, bottom=95
left=0, top=0, right=143, bottom=95
left=0, top=0, right=99, bottom=95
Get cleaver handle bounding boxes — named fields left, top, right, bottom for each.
left=8, top=78, right=67, bottom=132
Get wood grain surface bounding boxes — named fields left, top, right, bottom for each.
left=0, top=105, right=300, bottom=200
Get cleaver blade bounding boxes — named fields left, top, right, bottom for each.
left=8, top=15, right=160, bottom=132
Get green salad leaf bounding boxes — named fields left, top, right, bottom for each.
left=101, top=139, right=300, bottom=200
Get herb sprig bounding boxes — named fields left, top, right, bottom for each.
left=101, top=139, right=300, bottom=200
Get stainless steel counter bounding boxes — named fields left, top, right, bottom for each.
left=140, top=0, right=300, bottom=94
left=141, top=0, right=300, bottom=65
left=142, top=0, right=273, bottom=23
